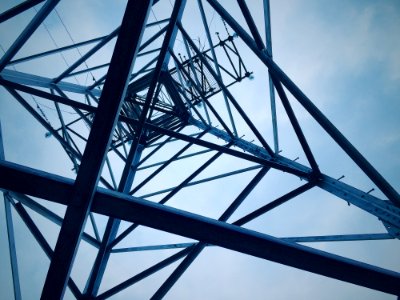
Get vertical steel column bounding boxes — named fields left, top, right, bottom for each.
left=0, top=0, right=60, bottom=71
left=1, top=122, right=22, bottom=300
left=40, top=1, right=153, bottom=298
left=3, top=195, right=22, bottom=300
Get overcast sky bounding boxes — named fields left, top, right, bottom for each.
left=0, top=1, right=399, bottom=299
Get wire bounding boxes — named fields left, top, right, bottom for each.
left=208, top=10, right=216, bottom=30
left=36, top=102, right=77, bottom=115
left=54, top=8, right=96, bottom=84
left=150, top=8, right=163, bottom=31
left=33, top=7, right=81, bottom=85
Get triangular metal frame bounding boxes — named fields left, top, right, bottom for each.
left=0, top=0, right=399, bottom=299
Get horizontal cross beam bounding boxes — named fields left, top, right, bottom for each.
left=0, top=159, right=399, bottom=296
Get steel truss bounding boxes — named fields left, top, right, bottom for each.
left=0, top=0, right=399, bottom=299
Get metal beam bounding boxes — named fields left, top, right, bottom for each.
left=170, top=50, right=233, bottom=136
left=98, top=247, right=193, bottom=299
left=3, top=194, right=22, bottom=300
left=0, top=160, right=399, bottom=295
left=2, top=79, right=394, bottom=227
left=112, top=232, right=394, bottom=254
left=3, top=87, right=82, bottom=161
left=178, top=23, right=274, bottom=155
left=198, top=0, right=237, bottom=136
left=236, top=0, right=265, bottom=50
left=53, top=27, right=120, bottom=83
left=0, top=0, right=45, bottom=23
left=152, top=167, right=270, bottom=298
left=0, top=78, right=96, bottom=113
left=11, top=199, right=82, bottom=299
left=205, top=0, right=400, bottom=207
left=170, top=51, right=209, bottom=124
left=318, top=175, right=400, bottom=230
left=8, top=35, right=106, bottom=66
left=80, top=25, right=167, bottom=90
left=158, top=144, right=228, bottom=205
left=139, top=165, right=261, bottom=198
left=233, top=182, right=315, bottom=226
left=271, top=77, right=320, bottom=173
left=1, top=161, right=396, bottom=245
left=0, top=69, right=101, bottom=97
left=149, top=116, right=309, bottom=177
left=0, top=121, right=4, bottom=159
left=283, top=233, right=394, bottom=243
left=9, top=192, right=100, bottom=248
left=111, top=243, right=195, bottom=253
left=190, top=116, right=400, bottom=231
left=40, top=1, right=153, bottom=298
left=126, top=0, right=186, bottom=170
left=263, top=0, right=279, bottom=153
left=135, top=132, right=183, bottom=170
left=0, top=0, right=60, bottom=71
left=138, top=148, right=213, bottom=171
left=130, top=131, right=207, bottom=195
left=84, top=144, right=144, bottom=297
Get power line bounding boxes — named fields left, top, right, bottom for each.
left=54, top=8, right=96, bottom=84
left=33, top=7, right=81, bottom=85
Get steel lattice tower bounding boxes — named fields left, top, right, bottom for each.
left=0, top=0, right=399, bottom=299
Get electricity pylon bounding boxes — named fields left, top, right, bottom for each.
left=0, top=0, right=399, bottom=299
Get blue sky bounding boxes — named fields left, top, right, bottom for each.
left=0, top=0, right=399, bottom=299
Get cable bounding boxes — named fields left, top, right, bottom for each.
left=54, top=8, right=96, bottom=84
left=33, top=7, right=80, bottom=85
left=36, top=102, right=77, bottom=115
left=150, top=8, right=163, bottom=31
